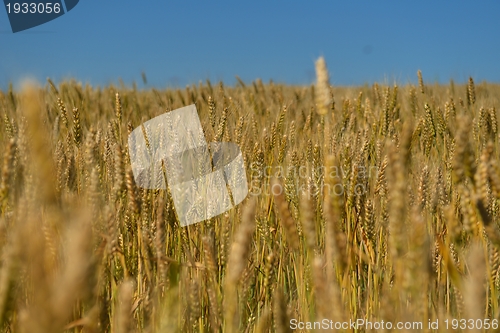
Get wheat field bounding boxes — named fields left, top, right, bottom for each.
left=0, top=70, right=500, bottom=332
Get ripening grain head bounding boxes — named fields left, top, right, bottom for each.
left=314, top=56, right=332, bottom=115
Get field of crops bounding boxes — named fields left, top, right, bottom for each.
left=1, top=66, right=500, bottom=332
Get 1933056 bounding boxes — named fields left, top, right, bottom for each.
left=5, top=2, right=61, bottom=14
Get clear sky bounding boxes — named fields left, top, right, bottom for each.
left=1, top=1, right=500, bottom=90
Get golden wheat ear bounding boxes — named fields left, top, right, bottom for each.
left=314, top=56, right=332, bottom=116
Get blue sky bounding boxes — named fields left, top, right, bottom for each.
left=1, top=1, right=500, bottom=90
